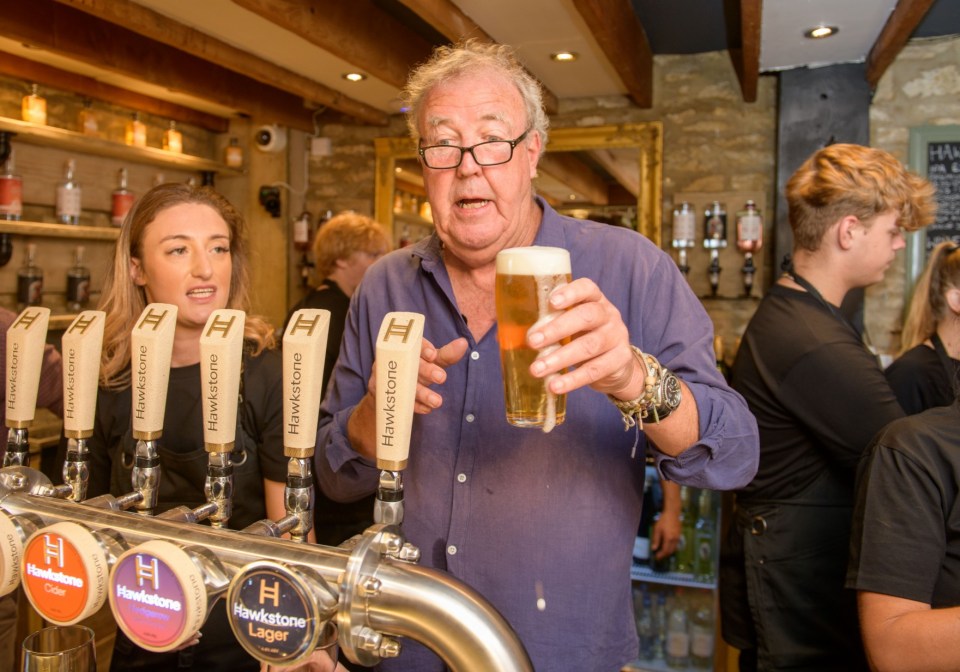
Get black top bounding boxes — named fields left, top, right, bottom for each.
left=848, top=402, right=960, bottom=608
left=284, top=279, right=350, bottom=400
left=886, top=343, right=960, bottom=415
left=731, top=283, right=904, bottom=503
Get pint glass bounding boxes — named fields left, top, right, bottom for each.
left=495, top=246, right=571, bottom=431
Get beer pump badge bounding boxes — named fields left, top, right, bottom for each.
left=109, top=540, right=206, bottom=652
left=228, top=561, right=320, bottom=665
left=21, top=522, right=107, bottom=624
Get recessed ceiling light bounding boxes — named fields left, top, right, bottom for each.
left=568, top=193, right=578, bottom=200
left=342, top=72, right=367, bottom=82
left=804, top=25, right=838, bottom=39
left=550, top=52, right=578, bottom=63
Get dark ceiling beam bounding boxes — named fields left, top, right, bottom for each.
left=866, top=0, right=937, bottom=89
left=727, top=0, right=762, bottom=102
left=232, top=0, right=433, bottom=90
left=589, top=148, right=639, bottom=197
left=0, top=52, right=229, bottom=132
left=5, top=0, right=320, bottom=132
left=538, top=152, right=610, bottom=205
left=52, top=0, right=389, bottom=126
left=395, top=0, right=560, bottom=114
left=570, top=0, right=653, bottom=108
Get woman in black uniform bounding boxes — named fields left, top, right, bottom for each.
left=88, top=183, right=288, bottom=671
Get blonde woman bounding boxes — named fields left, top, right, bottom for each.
left=89, top=183, right=287, bottom=671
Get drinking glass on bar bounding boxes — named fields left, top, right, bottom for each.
left=21, top=625, right=96, bottom=672
left=495, top=246, right=571, bottom=432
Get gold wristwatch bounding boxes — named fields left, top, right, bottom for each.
left=608, top=346, right=682, bottom=429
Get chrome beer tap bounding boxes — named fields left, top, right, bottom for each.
left=200, top=309, right=246, bottom=529
left=3, top=307, right=51, bottom=468
left=60, top=311, right=106, bottom=502
left=372, top=312, right=424, bottom=534
left=129, top=303, right=177, bottom=516
left=279, top=309, right=330, bottom=543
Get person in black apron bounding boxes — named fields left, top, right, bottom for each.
left=886, top=241, right=960, bottom=413
left=719, top=143, right=938, bottom=671
left=84, top=183, right=289, bottom=671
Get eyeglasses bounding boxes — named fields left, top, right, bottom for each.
left=418, top=129, right=531, bottom=169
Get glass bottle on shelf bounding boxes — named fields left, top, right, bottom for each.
left=654, top=590, right=668, bottom=661
left=112, top=168, right=135, bottom=228
left=163, top=120, right=183, bottom=153
left=78, top=98, right=98, bottom=136
left=693, top=489, right=716, bottom=582
left=736, top=199, right=763, bottom=296
left=671, top=201, right=696, bottom=275
left=636, top=588, right=655, bottom=660
left=674, top=486, right=696, bottom=573
left=56, top=159, right=82, bottom=225
left=125, top=112, right=147, bottom=147
left=703, top=201, right=727, bottom=296
left=690, top=592, right=715, bottom=670
left=0, top=150, right=23, bottom=221
left=66, top=246, right=91, bottom=312
left=665, top=589, right=691, bottom=668
left=633, top=469, right=655, bottom=565
left=21, top=84, right=47, bottom=125
left=17, top=243, right=43, bottom=310
left=224, top=137, right=243, bottom=168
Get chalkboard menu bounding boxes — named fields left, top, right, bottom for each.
left=923, top=140, right=960, bottom=252
left=906, top=125, right=960, bottom=297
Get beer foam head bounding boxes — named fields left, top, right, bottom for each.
left=496, top=246, right=570, bottom=275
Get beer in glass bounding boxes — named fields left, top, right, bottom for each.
left=495, top=246, right=571, bottom=431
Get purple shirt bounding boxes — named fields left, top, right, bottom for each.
left=315, top=198, right=758, bottom=671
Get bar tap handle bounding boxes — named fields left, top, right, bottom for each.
left=373, top=312, right=424, bottom=526
left=130, top=303, right=177, bottom=515
left=281, top=309, right=330, bottom=543
left=3, top=307, right=50, bottom=468
left=60, top=311, right=106, bottom=502
left=199, top=309, right=246, bottom=529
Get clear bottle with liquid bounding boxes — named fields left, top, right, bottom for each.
left=665, top=589, right=691, bottom=668
left=21, top=84, right=47, bottom=125
left=112, top=168, right=135, bottom=228
left=637, top=588, right=655, bottom=660
left=56, top=159, right=82, bottom=225
left=78, top=98, right=98, bottom=136
left=66, top=246, right=91, bottom=312
left=224, top=137, right=243, bottom=168
left=693, top=489, right=716, bottom=582
left=0, top=150, right=23, bottom=221
left=736, top=199, right=763, bottom=253
left=673, top=486, right=696, bottom=573
left=672, top=201, right=697, bottom=275
left=17, top=243, right=43, bottom=310
left=125, top=112, right=147, bottom=147
left=690, top=592, right=716, bottom=670
left=163, top=120, right=183, bottom=153
left=703, top=201, right=727, bottom=249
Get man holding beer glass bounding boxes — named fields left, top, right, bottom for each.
left=315, top=40, right=759, bottom=672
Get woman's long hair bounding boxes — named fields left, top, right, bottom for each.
left=900, top=241, right=960, bottom=355
left=98, top=183, right=276, bottom=389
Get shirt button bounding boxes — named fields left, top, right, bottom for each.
left=447, top=545, right=458, bottom=556
left=470, top=351, right=480, bottom=360
left=466, top=413, right=475, bottom=423
left=457, top=473, right=467, bottom=483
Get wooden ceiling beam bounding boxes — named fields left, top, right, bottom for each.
left=233, top=0, right=433, bottom=90
left=589, top=148, right=639, bottom=198
left=538, top=152, right=609, bottom=206
left=570, top=0, right=653, bottom=108
left=866, top=0, right=937, bottom=90
left=727, top=0, right=762, bottom=102
left=0, top=51, right=229, bottom=132
left=6, top=0, right=319, bottom=132
left=52, top=0, right=387, bottom=126
left=396, top=0, right=559, bottom=115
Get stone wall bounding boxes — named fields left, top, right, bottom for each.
left=870, top=35, right=960, bottom=354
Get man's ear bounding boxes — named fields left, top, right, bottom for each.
left=836, top=215, right=861, bottom=251
left=130, top=258, right=145, bottom=286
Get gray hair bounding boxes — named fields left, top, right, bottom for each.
left=401, top=39, right=549, bottom=155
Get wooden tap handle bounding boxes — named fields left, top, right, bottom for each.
left=61, top=311, right=106, bottom=439
left=5, top=307, right=51, bottom=428
left=282, top=309, right=330, bottom=458
left=199, top=309, right=246, bottom=452
left=130, top=303, right=177, bottom=440
left=375, top=312, right=424, bottom=471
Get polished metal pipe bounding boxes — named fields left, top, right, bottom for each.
left=0, top=486, right=532, bottom=672
left=62, top=437, right=90, bottom=502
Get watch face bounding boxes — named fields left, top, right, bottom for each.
left=662, top=372, right=682, bottom=410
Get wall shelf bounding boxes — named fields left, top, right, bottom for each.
left=0, top=220, right=120, bottom=241
left=0, top=116, right=241, bottom=176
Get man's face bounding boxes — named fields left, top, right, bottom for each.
left=417, top=68, right=542, bottom=268
left=851, top=210, right=905, bottom=286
